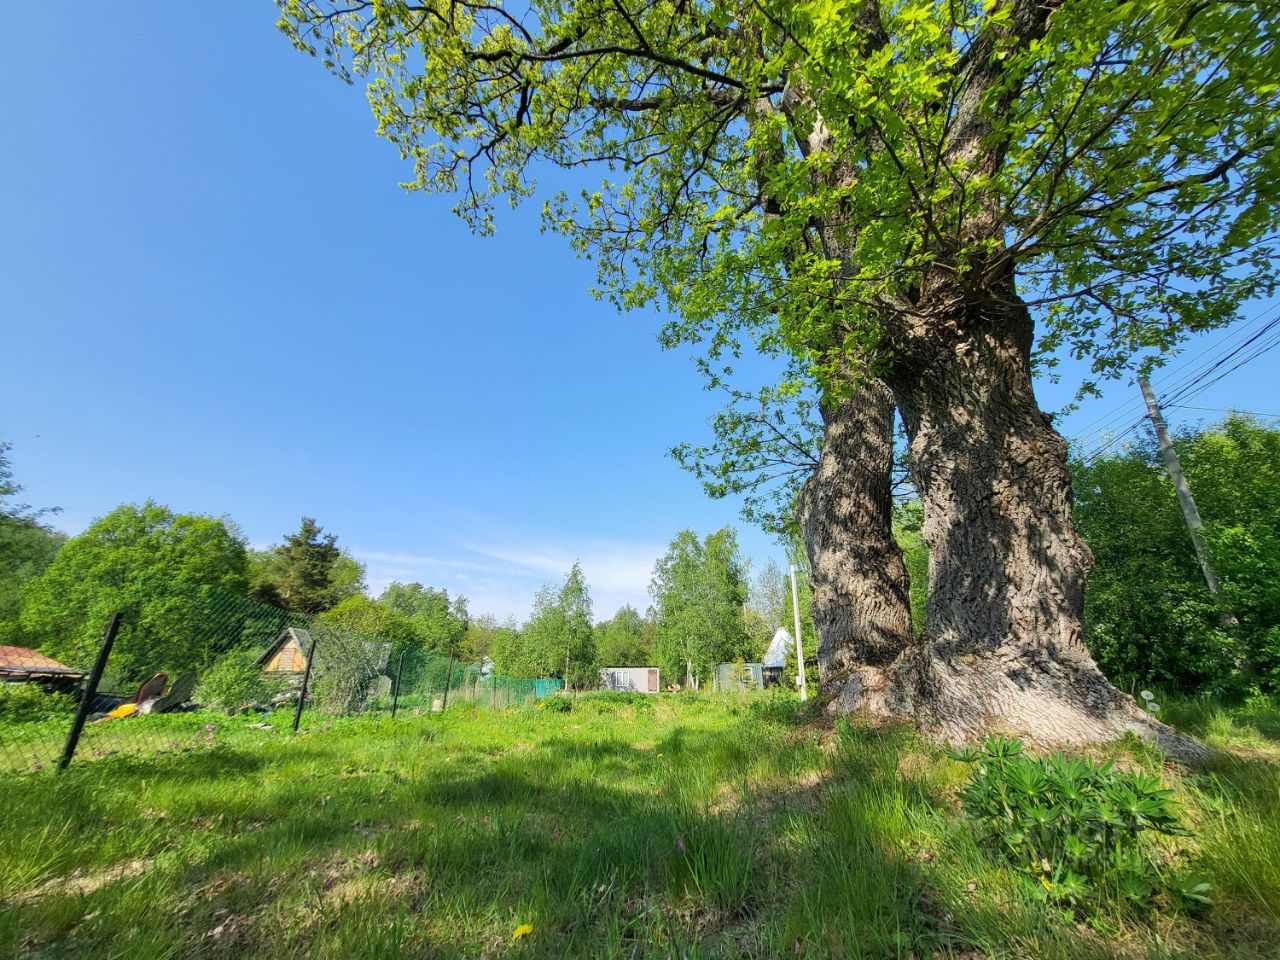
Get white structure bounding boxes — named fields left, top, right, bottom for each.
left=599, top=666, right=660, bottom=693
left=763, top=628, right=793, bottom=669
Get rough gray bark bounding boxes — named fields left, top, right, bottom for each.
left=821, top=279, right=1205, bottom=760
left=797, top=379, right=913, bottom=677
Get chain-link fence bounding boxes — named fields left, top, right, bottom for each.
left=0, top=588, right=561, bottom=776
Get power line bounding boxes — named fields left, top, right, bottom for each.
left=1166, top=404, right=1280, bottom=419
left=1070, top=300, right=1280, bottom=453
left=1161, top=320, right=1280, bottom=408
left=1151, top=304, right=1280, bottom=401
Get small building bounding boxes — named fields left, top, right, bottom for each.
left=256, top=628, right=314, bottom=674
left=762, top=628, right=794, bottom=687
left=0, top=646, right=86, bottom=692
left=599, top=666, right=660, bottom=693
left=713, top=661, right=765, bottom=691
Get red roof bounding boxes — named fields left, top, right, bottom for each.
left=0, top=646, right=85, bottom=677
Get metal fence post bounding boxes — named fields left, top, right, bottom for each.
left=59, top=612, right=123, bottom=772
left=293, top=633, right=319, bottom=734
left=391, top=650, right=406, bottom=719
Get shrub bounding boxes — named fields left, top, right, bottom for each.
left=573, top=691, right=653, bottom=709
left=538, top=694, right=572, bottom=713
left=196, top=649, right=285, bottom=714
left=0, top=682, right=75, bottom=723
left=952, top=736, right=1202, bottom=912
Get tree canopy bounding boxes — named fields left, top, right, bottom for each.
left=19, top=502, right=249, bottom=678
left=595, top=604, right=653, bottom=666
left=492, top=563, right=596, bottom=686
left=650, top=527, right=751, bottom=686
left=0, top=442, right=65, bottom=640
left=380, top=581, right=470, bottom=653
left=249, top=517, right=366, bottom=614
left=1073, top=415, right=1280, bottom=695
left=279, top=0, right=1278, bottom=389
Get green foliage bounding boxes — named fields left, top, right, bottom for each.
left=494, top=563, right=595, bottom=687
left=1074, top=415, right=1280, bottom=694
left=571, top=690, right=655, bottom=710
left=319, top=595, right=419, bottom=646
left=18, top=502, right=249, bottom=679
left=953, top=736, right=1197, bottom=913
left=0, top=442, right=65, bottom=637
left=304, top=619, right=399, bottom=716
left=594, top=604, right=651, bottom=667
left=893, top=501, right=929, bottom=637
left=460, top=612, right=506, bottom=663
left=251, top=517, right=353, bottom=615
left=0, top=683, right=75, bottom=724
left=280, top=0, right=1280, bottom=504
left=379, top=582, right=469, bottom=655
left=651, top=528, right=751, bottom=687
left=194, top=648, right=286, bottom=715
left=538, top=693, right=573, bottom=713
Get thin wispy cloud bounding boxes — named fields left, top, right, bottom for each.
left=351, top=538, right=664, bottom=621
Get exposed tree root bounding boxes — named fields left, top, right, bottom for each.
left=822, top=644, right=1210, bottom=763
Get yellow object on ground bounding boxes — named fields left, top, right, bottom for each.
left=104, top=703, right=137, bottom=720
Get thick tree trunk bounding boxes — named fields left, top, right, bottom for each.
left=824, top=278, right=1204, bottom=759
left=796, top=380, right=913, bottom=680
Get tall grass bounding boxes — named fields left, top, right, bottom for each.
left=0, top=691, right=1276, bottom=958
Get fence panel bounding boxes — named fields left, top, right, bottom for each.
left=0, top=587, right=563, bottom=777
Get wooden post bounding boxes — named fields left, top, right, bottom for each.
left=59, top=613, right=123, bottom=772
left=391, top=650, right=406, bottom=719
left=1138, top=376, right=1244, bottom=647
left=292, top=633, right=318, bottom=734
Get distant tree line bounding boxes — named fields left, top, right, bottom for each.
left=3, top=414, right=1275, bottom=695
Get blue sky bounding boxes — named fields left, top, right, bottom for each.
left=3, top=4, right=1277, bottom=621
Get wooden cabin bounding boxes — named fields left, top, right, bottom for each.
left=256, top=628, right=314, bottom=675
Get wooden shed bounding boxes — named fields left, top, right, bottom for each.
left=599, top=666, right=660, bottom=693
left=713, top=662, right=765, bottom=692
left=256, top=628, right=314, bottom=674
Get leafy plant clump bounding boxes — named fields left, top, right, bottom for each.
left=195, top=649, right=286, bottom=715
left=0, top=682, right=75, bottom=723
left=953, top=736, right=1205, bottom=913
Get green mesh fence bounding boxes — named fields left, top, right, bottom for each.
left=0, top=587, right=561, bottom=776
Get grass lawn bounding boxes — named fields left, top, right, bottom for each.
left=0, top=692, right=1277, bottom=959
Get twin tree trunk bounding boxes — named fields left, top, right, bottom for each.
left=797, top=378, right=913, bottom=674
left=805, top=279, right=1199, bottom=756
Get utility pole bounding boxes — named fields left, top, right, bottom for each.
left=789, top=563, right=808, bottom=702
left=1137, top=376, right=1241, bottom=640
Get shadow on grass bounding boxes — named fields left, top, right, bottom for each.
left=2, top=711, right=1263, bottom=959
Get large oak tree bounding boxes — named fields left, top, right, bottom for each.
left=278, top=0, right=1279, bottom=747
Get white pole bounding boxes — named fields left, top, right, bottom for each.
left=789, top=563, right=808, bottom=702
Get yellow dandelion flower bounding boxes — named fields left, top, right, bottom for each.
left=1040, top=877, right=1053, bottom=891
left=513, top=923, right=534, bottom=941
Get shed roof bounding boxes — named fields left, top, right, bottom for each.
left=0, top=646, right=86, bottom=678
left=254, top=627, right=315, bottom=667
left=763, top=628, right=793, bottom=669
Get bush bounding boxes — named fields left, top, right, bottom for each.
left=538, top=694, right=573, bottom=713
left=196, top=649, right=285, bottom=714
left=0, top=682, right=75, bottom=723
left=952, top=736, right=1204, bottom=913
